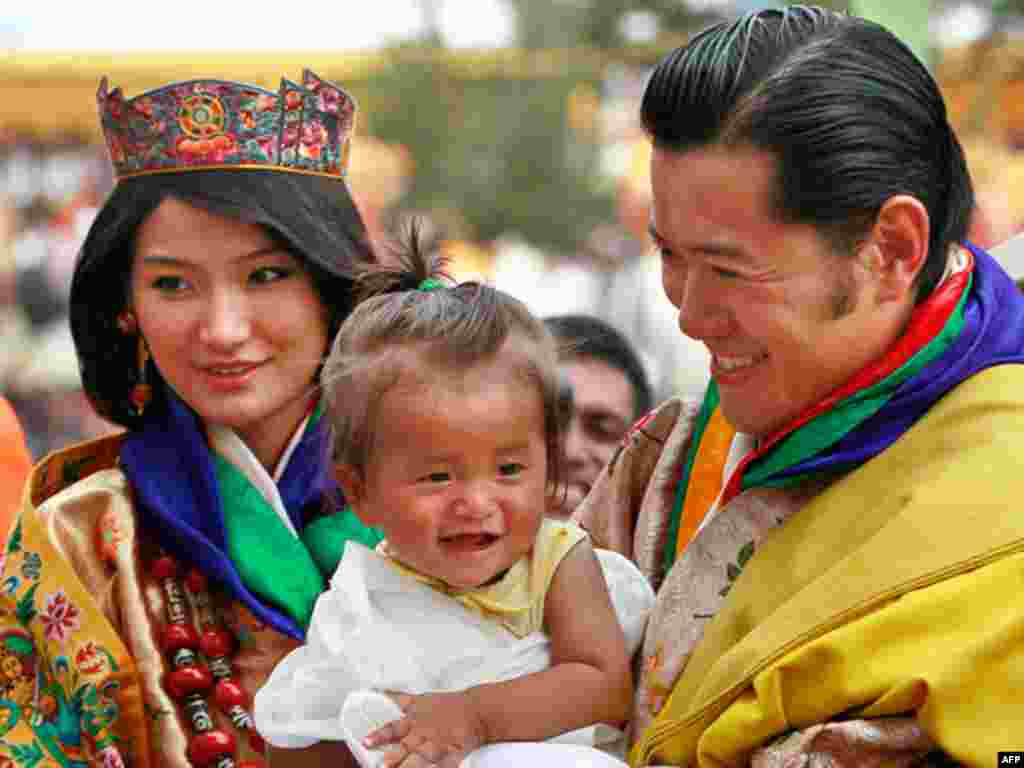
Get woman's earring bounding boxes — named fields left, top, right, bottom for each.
left=117, top=310, right=137, bottom=334
left=117, top=310, right=152, bottom=416
left=130, top=336, right=153, bottom=417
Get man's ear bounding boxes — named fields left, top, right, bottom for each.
left=334, top=464, right=378, bottom=525
left=863, top=194, right=930, bottom=304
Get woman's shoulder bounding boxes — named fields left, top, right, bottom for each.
left=26, top=433, right=127, bottom=513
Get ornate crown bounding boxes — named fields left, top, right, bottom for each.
left=97, top=69, right=355, bottom=181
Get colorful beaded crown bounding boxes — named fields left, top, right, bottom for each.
left=97, top=69, right=355, bottom=181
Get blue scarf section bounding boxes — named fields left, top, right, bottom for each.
left=120, top=393, right=339, bottom=639
left=770, top=243, right=1024, bottom=482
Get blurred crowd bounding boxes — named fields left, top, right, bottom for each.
left=0, top=131, right=123, bottom=459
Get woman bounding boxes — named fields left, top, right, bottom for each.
left=0, top=70, right=382, bottom=767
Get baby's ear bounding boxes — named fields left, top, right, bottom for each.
left=334, top=463, right=363, bottom=506
left=334, top=464, right=377, bottom=525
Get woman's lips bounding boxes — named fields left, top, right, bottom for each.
left=198, top=362, right=262, bottom=391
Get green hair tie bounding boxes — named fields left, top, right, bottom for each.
left=418, top=277, right=445, bottom=292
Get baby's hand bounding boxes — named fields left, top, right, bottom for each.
left=364, top=690, right=487, bottom=768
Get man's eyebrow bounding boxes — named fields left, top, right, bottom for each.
left=647, top=227, right=749, bottom=262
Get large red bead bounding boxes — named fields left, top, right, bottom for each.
left=185, top=568, right=208, bottom=594
left=212, top=679, right=247, bottom=710
left=166, top=665, right=213, bottom=698
left=151, top=555, right=179, bottom=580
left=200, top=627, right=234, bottom=659
left=186, top=729, right=236, bottom=766
left=161, top=623, right=200, bottom=652
left=246, top=728, right=266, bottom=755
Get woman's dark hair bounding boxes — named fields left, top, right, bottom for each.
left=70, top=169, right=376, bottom=428
left=543, top=314, right=653, bottom=419
left=641, top=5, right=974, bottom=300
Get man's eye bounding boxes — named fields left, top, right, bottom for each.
left=585, top=417, right=626, bottom=443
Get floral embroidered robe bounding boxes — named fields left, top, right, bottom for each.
left=0, top=435, right=299, bottom=767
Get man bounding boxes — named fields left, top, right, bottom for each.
left=576, top=6, right=1024, bottom=765
left=544, top=315, right=653, bottom=516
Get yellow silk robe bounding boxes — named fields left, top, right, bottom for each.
left=578, top=365, right=1024, bottom=767
left=0, top=434, right=299, bottom=767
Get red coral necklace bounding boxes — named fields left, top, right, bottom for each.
left=151, top=553, right=266, bottom=768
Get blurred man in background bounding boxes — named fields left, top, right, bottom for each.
left=544, top=314, right=652, bottom=517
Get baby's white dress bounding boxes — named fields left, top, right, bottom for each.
left=254, top=530, right=655, bottom=767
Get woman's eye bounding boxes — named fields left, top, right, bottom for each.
left=498, top=463, right=524, bottom=478
left=151, top=276, right=189, bottom=293
left=712, top=265, right=741, bottom=279
left=250, top=267, right=291, bottom=285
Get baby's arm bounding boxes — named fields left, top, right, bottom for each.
left=362, top=539, right=633, bottom=766
left=466, top=537, right=634, bottom=741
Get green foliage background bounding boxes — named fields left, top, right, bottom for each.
left=339, top=48, right=621, bottom=252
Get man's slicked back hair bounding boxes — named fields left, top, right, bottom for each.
left=642, top=5, right=974, bottom=299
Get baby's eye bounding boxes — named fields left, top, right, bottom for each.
left=249, top=267, right=291, bottom=285
left=498, top=463, right=524, bottom=478
left=712, top=265, right=741, bottom=279
left=152, top=275, right=190, bottom=293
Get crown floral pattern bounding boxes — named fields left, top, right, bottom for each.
left=97, top=69, right=355, bottom=180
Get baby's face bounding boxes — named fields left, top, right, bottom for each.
left=341, top=355, right=548, bottom=590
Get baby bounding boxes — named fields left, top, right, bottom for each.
left=254, top=246, right=654, bottom=768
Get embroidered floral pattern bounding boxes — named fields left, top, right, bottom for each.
left=751, top=718, right=939, bottom=767
left=608, top=409, right=660, bottom=476
left=640, top=644, right=672, bottom=717
left=0, top=511, right=127, bottom=767
left=719, top=540, right=755, bottom=598
left=98, top=70, right=356, bottom=179
left=96, top=509, right=127, bottom=564
left=40, top=591, right=81, bottom=644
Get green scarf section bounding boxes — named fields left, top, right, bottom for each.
left=213, top=413, right=383, bottom=630
left=662, top=385, right=719, bottom=578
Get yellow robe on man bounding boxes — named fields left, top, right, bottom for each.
left=579, top=365, right=1024, bottom=767
left=631, top=365, right=1024, bottom=766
